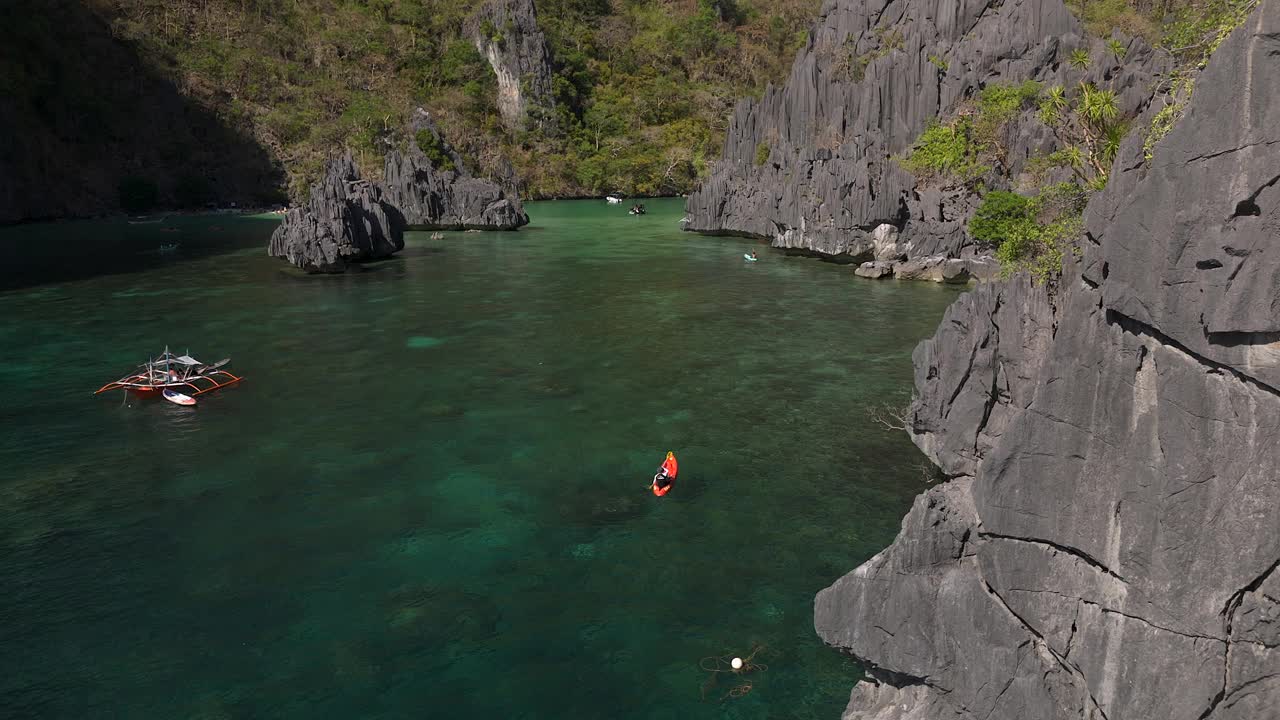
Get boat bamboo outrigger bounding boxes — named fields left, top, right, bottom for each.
left=95, top=347, right=242, bottom=399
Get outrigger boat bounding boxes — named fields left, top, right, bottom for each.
left=95, top=347, right=242, bottom=400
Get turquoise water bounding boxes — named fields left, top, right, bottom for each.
left=0, top=199, right=960, bottom=719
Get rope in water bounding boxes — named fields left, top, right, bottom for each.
left=699, top=645, right=768, bottom=701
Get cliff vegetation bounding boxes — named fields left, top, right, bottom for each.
left=900, top=0, right=1261, bottom=282
left=90, top=0, right=819, bottom=202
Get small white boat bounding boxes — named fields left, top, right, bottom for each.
left=162, top=389, right=197, bottom=406
left=744, top=254, right=758, bottom=262
left=606, top=195, right=623, bottom=204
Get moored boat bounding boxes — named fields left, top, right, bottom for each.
left=96, top=347, right=242, bottom=400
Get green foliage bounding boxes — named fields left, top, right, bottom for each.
left=118, top=176, right=159, bottom=214
left=1066, top=0, right=1259, bottom=64
left=1069, top=48, right=1091, bottom=68
left=1144, top=97, right=1183, bottom=160
left=1033, top=82, right=1126, bottom=188
left=1066, top=0, right=1157, bottom=42
left=1038, top=180, right=1089, bottom=218
left=898, top=118, right=988, bottom=185
left=98, top=0, right=823, bottom=200
left=1100, top=121, right=1126, bottom=167
left=754, top=142, right=771, bottom=166
left=415, top=129, right=456, bottom=172
left=1106, top=38, right=1127, bottom=59
left=1020, top=215, right=1083, bottom=284
left=975, top=81, right=1041, bottom=128
left=843, top=52, right=872, bottom=82
left=1037, top=85, right=1068, bottom=125
left=1078, top=83, right=1118, bottom=127
left=972, top=185, right=1086, bottom=284
left=479, top=18, right=504, bottom=45
left=898, top=81, right=1039, bottom=185
left=840, top=23, right=907, bottom=82
left=970, top=191, right=1036, bottom=248
left=874, top=26, right=905, bottom=52
left=972, top=81, right=1041, bottom=169
left=1138, top=1, right=1257, bottom=163
left=928, top=54, right=948, bottom=71
left=1162, top=0, right=1258, bottom=66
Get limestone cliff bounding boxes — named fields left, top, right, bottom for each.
left=268, top=153, right=405, bottom=274
left=467, top=0, right=557, bottom=133
left=683, top=0, right=1163, bottom=269
left=382, top=111, right=528, bottom=231
left=814, top=4, right=1280, bottom=719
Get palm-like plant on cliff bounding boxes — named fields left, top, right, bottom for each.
left=1036, top=82, right=1123, bottom=190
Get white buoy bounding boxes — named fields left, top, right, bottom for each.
left=731, top=657, right=744, bottom=670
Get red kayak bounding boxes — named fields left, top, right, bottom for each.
left=652, top=451, right=678, bottom=496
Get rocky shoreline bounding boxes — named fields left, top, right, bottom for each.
left=682, top=0, right=1164, bottom=276
left=808, top=3, right=1280, bottom=719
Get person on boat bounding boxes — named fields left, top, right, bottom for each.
left=750, top=250, right=758, bottom=260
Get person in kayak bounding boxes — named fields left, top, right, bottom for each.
left=749, top=250, right=758, bottom=260
left=651, top=451, right=678, bottom=496
left=652, top=466, right=674, bottom=494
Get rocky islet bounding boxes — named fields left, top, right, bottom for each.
left=271, top=113, right=528, bottom=273
left=267, top=152, right=406, bottom=274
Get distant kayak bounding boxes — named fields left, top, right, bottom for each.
left=162, top=389, right=196, bottom=406
left=744, top=254, right=758, bottom=262
left=652, top=451, right=678, bottom=497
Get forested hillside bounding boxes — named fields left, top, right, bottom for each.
left=89, top=0, right=819, bottom=200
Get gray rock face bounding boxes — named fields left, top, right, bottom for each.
left=816, top=5, right=1280, bottom=719
left=381, top=111, right=529, bottom=231
left=684, top=0, right=1165, bottom=265
left=467, top=0, right=556, bottom=132
left=268, top=153, right=405, bottom=273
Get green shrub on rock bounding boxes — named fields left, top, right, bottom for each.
left=416, top=130, right=456, bottom=173
left=970, top=191, right=1036, bottom=249
left=754, top=142, right=771, bottom=166
left=971, top=183, right=1086, bottom=284
left=898, top=118, right=988, bottom=185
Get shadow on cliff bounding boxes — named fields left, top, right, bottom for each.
left=0, top=0, right=285, bottom=226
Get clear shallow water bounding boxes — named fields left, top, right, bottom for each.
left=0, top=199, right=961, bottom=719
